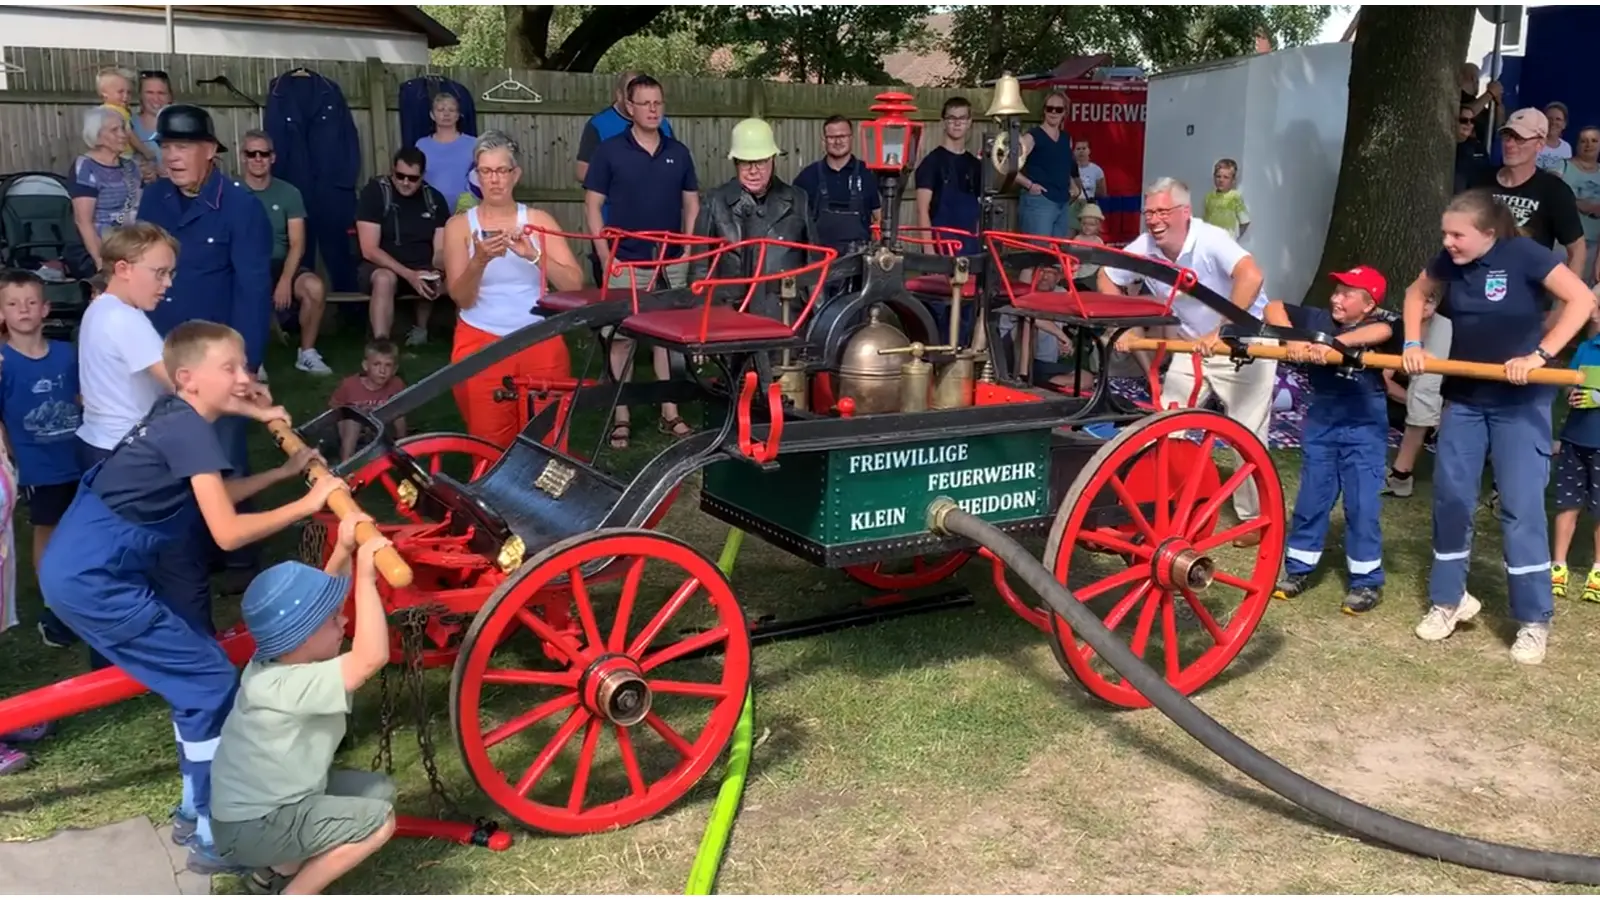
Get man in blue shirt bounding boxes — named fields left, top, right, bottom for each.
left=794, top=115, right=881, bottom=254
left=574, top=70, right=676, bottom=284
left=582, top=74, right=700, bottom=449
left=135, top=104, right=273, bottom=577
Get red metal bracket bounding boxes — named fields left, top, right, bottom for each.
left=736, top=369, right=785, bottom=464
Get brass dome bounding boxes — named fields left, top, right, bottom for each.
left=838, top=306, right=909, bottom=415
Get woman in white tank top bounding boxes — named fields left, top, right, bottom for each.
left=442, top=132, right=586, bottom=447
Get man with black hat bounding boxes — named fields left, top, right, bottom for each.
left=135, top=104, right=273, bottom=578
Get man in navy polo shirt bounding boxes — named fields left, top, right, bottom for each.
left=575, top=70, right=676, bottom=284
left=582, top=74, right=700, bottom=449
left=795, top=115, right=880, bottom=254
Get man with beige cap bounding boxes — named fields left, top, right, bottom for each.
left=1467, top=106, right=1585, bottom=275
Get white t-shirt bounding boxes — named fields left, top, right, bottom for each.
left=1078, top=162, right=1106, bottom=199
left=1537, top=139, right=1573, bottom=172
left=77, top=293, right=167, bottom=450
left=1103, top=218, right=1269, bottom=338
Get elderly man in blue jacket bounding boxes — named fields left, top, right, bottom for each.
left=137, top=104, right=273, bottom=579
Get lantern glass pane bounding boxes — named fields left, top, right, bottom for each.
left=880, top=125, right=907, bottom=168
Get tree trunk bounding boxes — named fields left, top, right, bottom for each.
left=547, top=5, right=668, bottom=72
left=1302, top=6, right=1474, bottom=307
left=504, top=6, right=552, bottom=68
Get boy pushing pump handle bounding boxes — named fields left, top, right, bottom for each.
left=266, top=419, right=414, bottom=588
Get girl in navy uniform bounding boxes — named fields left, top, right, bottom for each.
left=1401, top=189, right=1598, bottom=664
left=37, top=294, right=343, bottom=870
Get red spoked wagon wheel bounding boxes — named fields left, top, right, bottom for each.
left=842, top=552, right=973, bottom=591
left=451, top=529, right=751, bottom=835
left=347, top=433, right=505, bottom=522
left=1041, top=409, right=1284, bottom=710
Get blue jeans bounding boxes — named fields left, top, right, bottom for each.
left=1429, top=396, right=1555, bottom=623
left=1284, top=402, right=1388, bottom=590
left=1018, top=193, right=1071, bottom=238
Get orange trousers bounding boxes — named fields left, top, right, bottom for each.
left=450, top=318, right=573, bottom=449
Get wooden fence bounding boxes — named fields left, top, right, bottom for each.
left=0, top=47, right=1022, bottom=237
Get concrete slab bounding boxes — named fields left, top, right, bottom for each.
left=0, top=815, right=212, bottom=895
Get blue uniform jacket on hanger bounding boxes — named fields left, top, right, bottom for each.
left=398, top=76, right=478, bottom=150
left=266, top=68, right=362, bottom=293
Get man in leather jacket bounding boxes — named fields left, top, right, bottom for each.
left=690, top=118, right=821, bottom=319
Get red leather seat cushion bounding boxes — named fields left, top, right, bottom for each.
left=906, top=274, right=979, bottom=297
left=1013, top=291, right=1170, bottom=319
left=623, top=307, right=794, bottom=345
left=537, top=288, right=608, bottom=313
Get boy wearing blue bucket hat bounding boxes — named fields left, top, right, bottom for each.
left=210, top=515, right=397, bottom=895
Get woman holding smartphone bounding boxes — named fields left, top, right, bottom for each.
left=443, top=131, right=585, bottom=447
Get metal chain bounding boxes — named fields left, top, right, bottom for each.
left=367, top=605, right=462, bottom=820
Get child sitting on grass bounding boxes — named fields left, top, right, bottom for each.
left=1267, top=266, right=1399, bottom=614
left=1550, top=304, right=1600, bottom=601
left=330, top=339, right=408, bottom=461
left=210, top=516, right=397, bottom=894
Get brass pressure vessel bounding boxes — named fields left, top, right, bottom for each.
left=838, top=306, right=911, bottom=415
left=879, top=342, right=954, bottom=414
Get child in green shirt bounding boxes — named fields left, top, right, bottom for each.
left=1202, top=158, right=1251, bottom=240
left=210, top=515, right=396, bottom=894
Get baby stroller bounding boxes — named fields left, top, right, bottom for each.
left=0, top=172, right=94, bottom=340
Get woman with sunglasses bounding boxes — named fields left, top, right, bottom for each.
left=442, top=131, right=584, bottom=448
left=1015, top=90, right=1084, bottom=239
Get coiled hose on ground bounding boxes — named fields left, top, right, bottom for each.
left=929, top=500, right=1600, bottom=886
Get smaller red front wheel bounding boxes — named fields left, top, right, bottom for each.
left=842, top=552, right=972, bottom=592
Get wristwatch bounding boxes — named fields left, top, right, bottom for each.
left=1535, top=347, right=1555, bottom=362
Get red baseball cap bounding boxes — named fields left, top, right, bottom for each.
left=1329, top=265, right=1387, bottom=304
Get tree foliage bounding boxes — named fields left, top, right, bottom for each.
left=422, top=5, right=717, bottom=75
left=944, top=5, right=1339, bottom=85
left=691, top=5, right=935, bottom=85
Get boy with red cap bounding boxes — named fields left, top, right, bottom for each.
left=1265, top=266, right=1400, bottom=613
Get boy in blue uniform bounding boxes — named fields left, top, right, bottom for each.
left=1266, top=266, right=1399, bottom=613
left=0, top=270, right=83, bottom=641
left=1550, top=306, right=1600, bottom=602
left=38, top=307, right=344, bottom=873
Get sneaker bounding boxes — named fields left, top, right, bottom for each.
left=1342, top=586, right=1382, bottom=615
left=294, top=348, right=333, bottom=375
left=1553, top=562, right=1570, bottom=600
left=405, top=325, right=428, bottom=347
left=36, top=617, right=76, bottom=649
left=1582, top=569, right=1600, bottom=604
left=0, top=743, right=27, bottom=774
left=1273, top=572, right=1311, bottom=600
left=171, top=810, right=197, bottom=847
left=1382, top=470, right=1414, bottom=498
left=2, top=722, right=51, bottom=742
left=186, top=841, right=246, bottom=876
left=1416, top=591, right=1482, bottom=641
left=1510, top=622, right=1550, bottom=665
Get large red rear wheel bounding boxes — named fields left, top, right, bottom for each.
left=451, top=529, right=751, bottom=835
left=1041, top=409, right=1284, bottom=709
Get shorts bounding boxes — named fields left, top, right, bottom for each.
left=212, top=769, right=395, bottom=870
left=270, top=260, right=312, bottom=326
left=1555, top=442, right=1600, bottom=514
left=358, top=261, right=435, bottom=299
left=23, top=480, right=79, bottom=527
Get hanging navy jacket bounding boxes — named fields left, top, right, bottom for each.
left=265, top=69, right=362, bottom=292
left=398, top=76, right=478, bottom=150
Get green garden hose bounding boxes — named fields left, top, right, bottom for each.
left=686, top=528, right=752, bottom=895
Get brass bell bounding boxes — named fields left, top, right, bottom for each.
left=985, top=72, right=1030, bottom=119
left=837, top=306, right=910, bottom=416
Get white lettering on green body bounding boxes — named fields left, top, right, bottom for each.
left=846, top=442, right=970, bottom=474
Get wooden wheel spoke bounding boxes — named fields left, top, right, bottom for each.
left=1077, top=564, right=1150, bottom=603
left=567, top=719, right=602, bottom=813
left=515, top=609, right=587, bottom=666
left=1195, top=517, right=1269, bottom=554
left=1213, top=570, right=1257, bottom=593
left=627, top=576, right=703, bottom=658
left=1104, top=582, right=1152, bottom=632
left=1172, top=435, right=1217, bottom=533
left=1160, top=592, right=1181, bottom=681
left=568, top=566, right=606, bottom=653
left=1107, top=474, right=1159, bottom=543
left=428, top=453, right=443, bottom=475
left=614, top=724, right=647, bottom=798
left=607, top=558, right=648, bottom=653
left=1080, top=528, right=1153, bottom=559
left=1185, top=463, right=1257, bottom=542
left=482, top=668, right=579, bottom=689
left=1179, top=585, right=1228, bottom=643
left=645, top=712, right=695, bottom=759
left=484, top=693, right=578, bottom=749
left=640, top=626, right=728, bottom=673
left=650, top=679, right=731, bottom=700
left=471, top=457, right=492, bottom=479
left=1154, top=438, right=1171, bottom=531
left=1128, top=586, right=1162, bottom=658
left=514, top=707, right=591, bottom=797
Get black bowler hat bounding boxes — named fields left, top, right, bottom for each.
left=155, top=104, right=228, bottom=153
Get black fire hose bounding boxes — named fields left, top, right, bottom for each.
left=927, top=500, right=1600, bottom=886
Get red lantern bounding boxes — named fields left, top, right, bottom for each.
left=858, top=91, right=923, bottom=175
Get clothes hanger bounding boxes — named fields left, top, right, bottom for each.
left=481, top=68, right=542, bottom=104
left=196, top=74, right=261, bottom=110
left=0, top=61, right=23, bottom=74
left=287, top=66, right=312, bottom=77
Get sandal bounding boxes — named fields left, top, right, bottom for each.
left=609, top=422, right=630, bottom=449
left=659, top=416, right=692, bottom=439
left=245, top=867, right=293, bottom=895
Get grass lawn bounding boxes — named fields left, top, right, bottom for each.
left=4, top=320, right=1600, bottom=894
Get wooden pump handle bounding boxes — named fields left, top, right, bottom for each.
left=1125, top=338, right=1590, bottom=389
left=268, top=420, right=414, bottom=588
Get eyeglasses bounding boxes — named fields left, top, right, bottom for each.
left=734, top=159, right=772, bottom=171
left=137, top=264, right=175, bottom=282
left=1143, top=205, right=1187, bottom=220
left=1458, top=118, right=1474, bottom=125
left=476, top=166, right=515, bottom=179
left=1044, top=105, right=1066, bottom=113
left=391, top=171, right=422, bottom=183
left=242, top=150, right=272, bottom=159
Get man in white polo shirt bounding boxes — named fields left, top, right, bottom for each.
left=1100, top=176, right=1275, bottom=545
